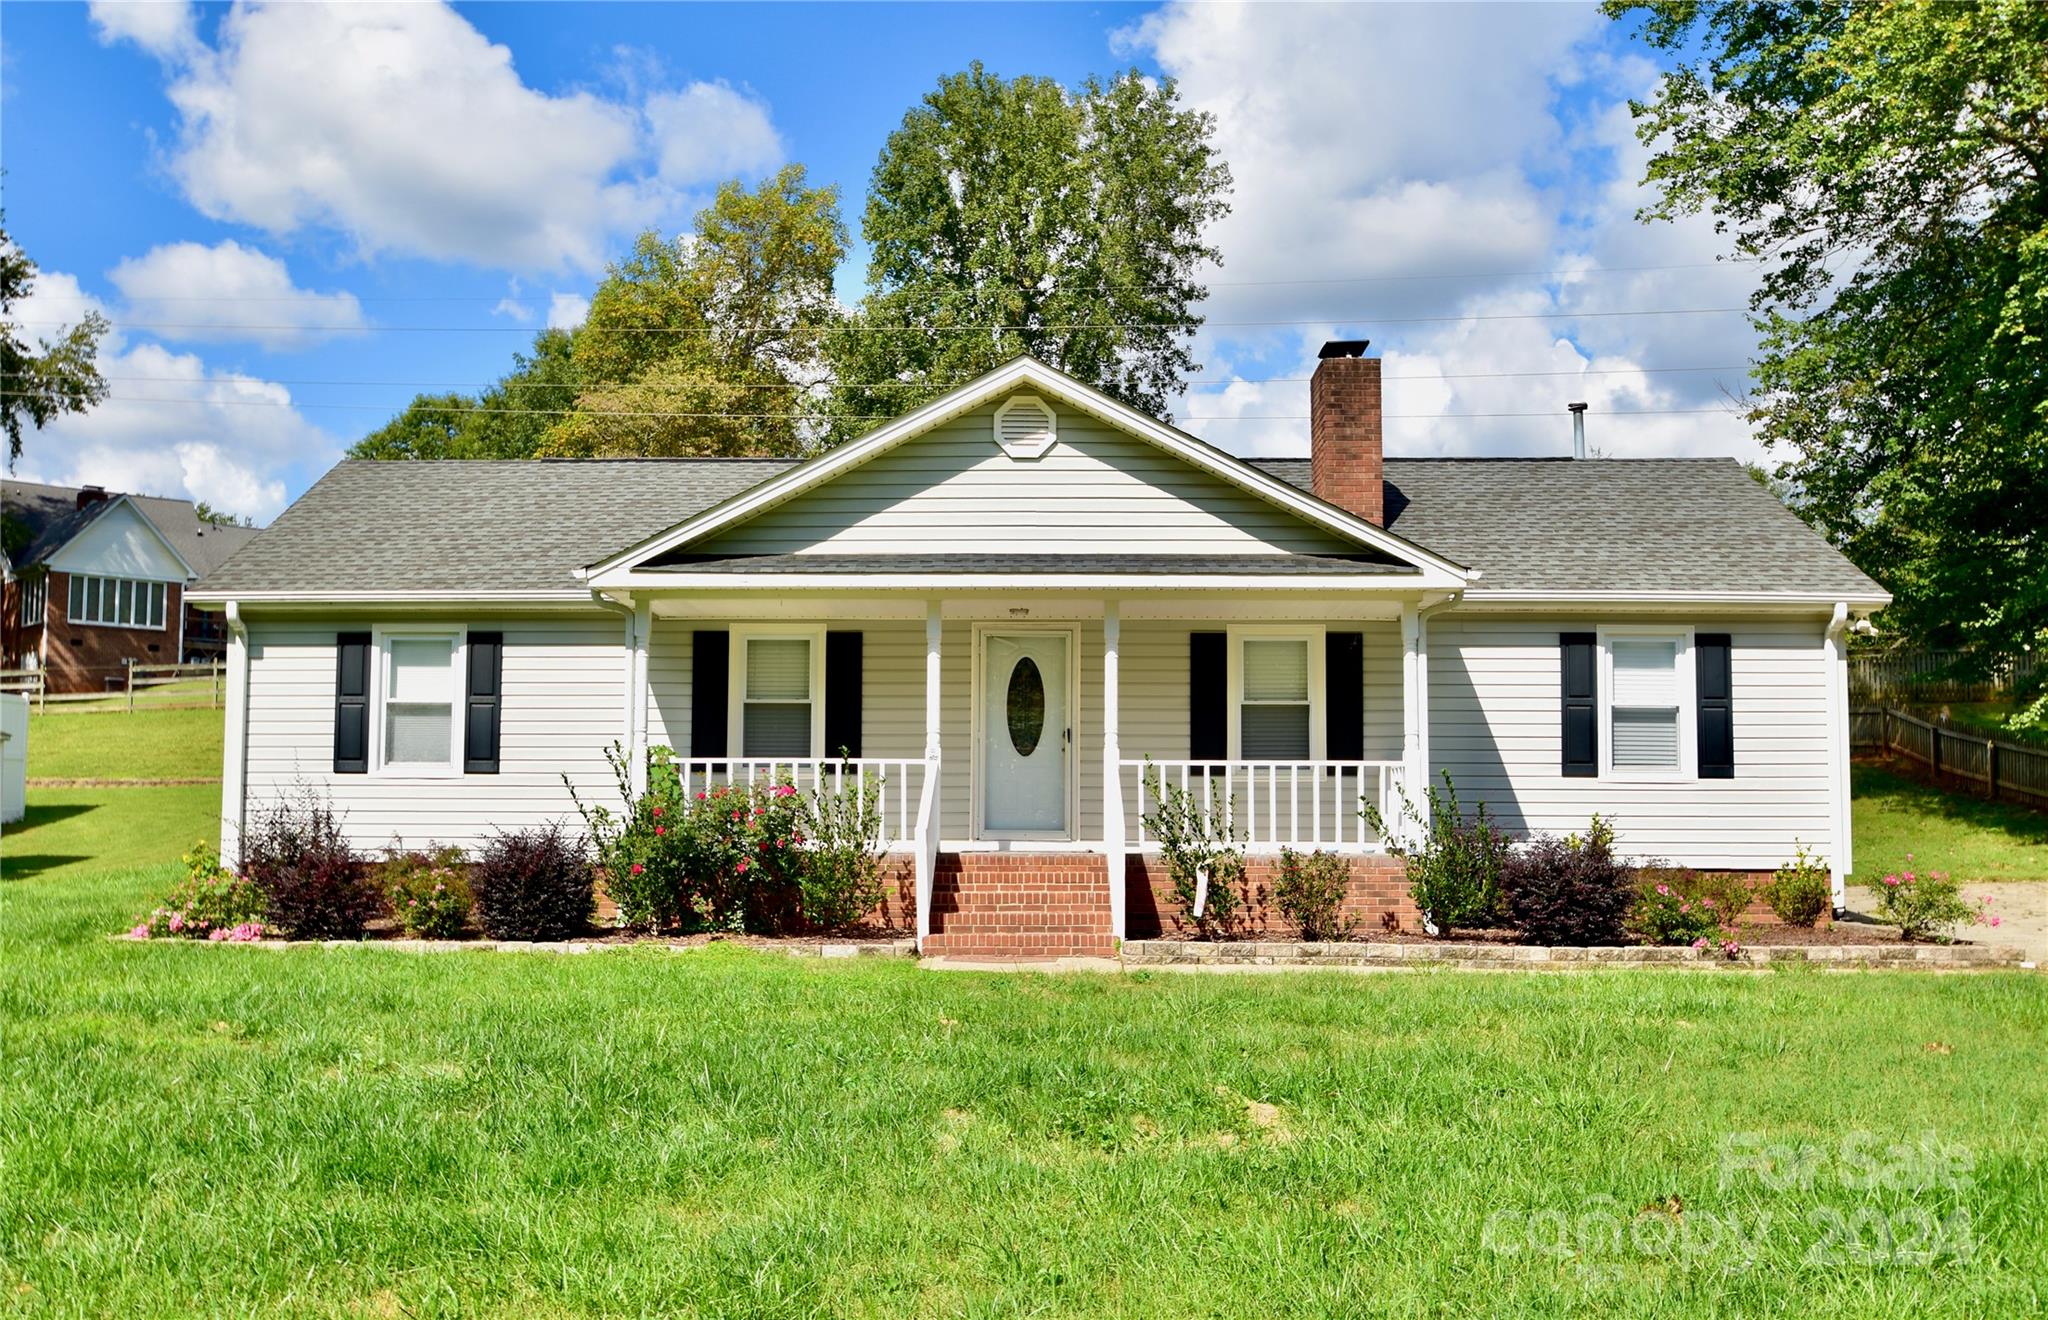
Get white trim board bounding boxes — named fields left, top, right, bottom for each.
left=584, top=356, right=1473, bottom=588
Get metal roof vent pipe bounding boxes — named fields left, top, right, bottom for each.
left=1568, top=402, right=1588, bottom=460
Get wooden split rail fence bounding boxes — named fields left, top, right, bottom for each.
left=0, top=660, right=224, bottom=712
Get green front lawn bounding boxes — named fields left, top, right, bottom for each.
left=25, top=705, right=224, bottom=782
left=3, top=845, right=2045, bottom=1313
left=1853, top=762, right=2048, bottom=884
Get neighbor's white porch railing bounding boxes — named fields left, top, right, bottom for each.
left=1121, top=759, right=1407, bottom=853
left=677, top=757, right=928, bottom=852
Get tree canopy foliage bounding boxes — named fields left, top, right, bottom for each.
left=354, top=66, right=1230, bottom=460
left=822, top=64, right=1230, bottom=438
left=1612, top=0, right=2047, bottom=667
left=1, top=216, right=109, bottom=465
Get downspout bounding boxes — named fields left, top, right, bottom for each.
left=595, top=592, right=647, bottom=797
left=1825, top=602, right=1852, bottom=912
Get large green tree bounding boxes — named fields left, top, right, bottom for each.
left=349, top=329, right=576, bottom=460
left=1, top=216, right=109, bottom=465
left=1612, top=0, right=2047, bottom=671
left=540, top=165, right=844, bottom=458
left=824, top=64, right=1231, bottom=438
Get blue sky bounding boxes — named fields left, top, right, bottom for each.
left=4, top=2, right=1762, bottom=521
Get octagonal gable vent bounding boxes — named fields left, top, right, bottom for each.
left=994, top=395, right=1057, bottom=459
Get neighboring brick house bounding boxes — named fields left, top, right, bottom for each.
left=2, top=481, right=259, bottom=694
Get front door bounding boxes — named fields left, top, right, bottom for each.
left=980, top=632, right=1071, bottom=838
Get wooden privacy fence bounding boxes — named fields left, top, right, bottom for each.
left=1852, top=706, right=2048, bottom=806
left=1850, top=650, right=2040, bottom=702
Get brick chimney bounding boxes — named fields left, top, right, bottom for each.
left=75, top=485, right=110, bottom=511
left=1310, top=340, right=1383, bottom=525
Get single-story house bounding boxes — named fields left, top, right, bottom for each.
left=190, top=348, right=1888, bottom=955
left=3, top=481, right=259, bottom=692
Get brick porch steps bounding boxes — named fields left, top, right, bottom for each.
left=923, top=853, right=1117, bottom=958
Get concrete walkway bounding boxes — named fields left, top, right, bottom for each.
left=1843, top=880, right=2043, bottom=967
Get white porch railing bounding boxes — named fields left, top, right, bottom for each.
left=677, top=757, right=928, bottom=852
left=1121, top=759, right=1407, bottom=853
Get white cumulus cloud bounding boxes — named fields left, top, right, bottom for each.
left=547, top=292, right=591, bottom=331
left=1118, top=2, right=1769, bottom=463
left=11, top=269, right=339, bottom=522
left=108, top=239, right=366, bottom=349
left=98, top=1, right=786, bottom=273
left=87, top=0, right=198, bottom=60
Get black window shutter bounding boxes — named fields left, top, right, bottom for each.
left=824, top=631, right=863, bottom=758
left=1560, top=632, right=1598, bottom=778
left=691, top=630, right=729, bottom=758
left=464, top=631, right=503, bottom=773
left=1697, top=632, right=1734, bottom=779
left=1325, top=632, right=1364, bottom=761
left=1189, top=631, right=1227, bottom=762
left=334, top=632, right=370, bottom=774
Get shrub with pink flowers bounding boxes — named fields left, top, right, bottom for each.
left=376, top=845, right=473, bottom=939
left=129, top=841, right=267, bottom=941
left=1872, top=865, right=1977, bottom=942
left=571, top=743, right=883, bottom=934
left=1630, top=878, right=1727, bottom=946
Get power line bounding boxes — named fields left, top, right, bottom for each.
left=18, top=392, right=1739, bottom=422
left=0, top=363, right=1752, bottom=392
left=13, top=306, right=1755, bottom=336
left=17, top=259, right=1763, bottom=305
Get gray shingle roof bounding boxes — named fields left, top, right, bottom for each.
left=197, top=459, right=794, bottom=593
left=646, top=553, right=1416, bottom=576
left=195, top=452, right=1885, bottom=600
left=1251, top=457, right=1885, bottom=597
left=4, top=480, right=261, bottom=577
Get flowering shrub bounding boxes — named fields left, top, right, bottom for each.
left=1762, top=844, right=1831, bottom=926
left=240, top=792, right=382, bottom=940
left=472, top=824, right=595, bottom=941
left=129, top=841, right=266, bottom=940
left=574, top=744, right=885, bottom=935
left=1274, top=847, right=1352, bottom=941
left=1631, top=879, right=1726, bottom=946
left=377, top=845, right=473, bottom=939
left=1503, top=815, right=1632, bottom=946
left=1872, top=865, right=1976, bottom=942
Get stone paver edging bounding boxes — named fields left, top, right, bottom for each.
left=1122, top=939, right=2025, bottom=970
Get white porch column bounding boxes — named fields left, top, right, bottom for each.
left=220, top=602, right=250, bottom=866
left=916, top=599, right=943, bottom=949
left=1825, top=603, right=1851, bottom=910
left=1399, top=603, right=1425, bottom=840
left=924, top=599, right=943, bottom=761
left=626, top=597, right=651, bottom=796
left=1102, top=600, right=1125, bottom=939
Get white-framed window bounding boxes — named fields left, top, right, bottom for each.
left=729, top=627, right=824, bottom=759
left=65, top=574, right=168, bottom=629
left=374, top=628, right=465, bottom=774
left=1228, top=626, right=1325, bottom=761
left=1599, top=627, right=1695, bottom=778
left=19, top=573, right=46, bottom=627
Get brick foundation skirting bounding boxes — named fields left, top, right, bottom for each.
left=1125, top=853, right=1416, bottom=938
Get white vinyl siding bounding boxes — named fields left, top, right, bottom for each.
left=691, top=397, right=1358, bottom=557
left=1426, top=612, right=1834, bottom=869
left=242, top=612, right=622, bottom=853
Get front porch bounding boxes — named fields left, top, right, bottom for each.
left=618, top=592, right=1437, bottom=952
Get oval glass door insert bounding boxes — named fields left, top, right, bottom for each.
left=1006, top=657, right=1046, bottom=756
